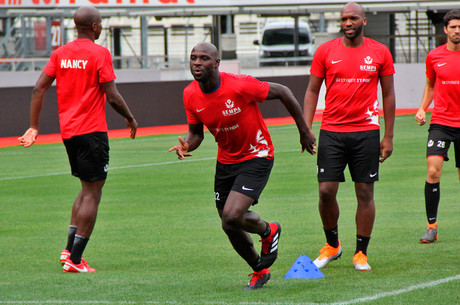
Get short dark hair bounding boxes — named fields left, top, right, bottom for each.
left=443, top=9, right=460, bottom=27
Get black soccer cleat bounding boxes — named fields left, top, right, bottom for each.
left=260, top=222, right=281, bottom=269
left=244, top=268, right=270, bottom=290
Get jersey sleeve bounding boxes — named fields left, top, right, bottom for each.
left=98, top=48, right=116, bottom=83
left=43, top=51, right=57, bottom=78
left=309, top=43, right=327, bottom=78
left=183, top=88, right=201, bottom=125
left=379, top=46, right=395, bottom=76
left=237, top=74, right=269, bottom=103
left=425, top=52, right=435, bottom=81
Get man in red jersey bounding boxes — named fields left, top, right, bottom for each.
left=415, top=10, right=460, bottom=244
left=18, top=6, right=138, bottom=273
left=303, top=2, right=395, bottom=271
left=169, top=42, right=315, bottom=290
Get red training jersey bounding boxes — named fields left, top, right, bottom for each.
left=183, top=72, right=272, bottom=164
left=426, top=44, right=460, bottom=128
left=43, top=39, right=116, bottom=139
left=310, top=37, right=395, bottom=132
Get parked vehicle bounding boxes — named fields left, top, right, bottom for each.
left=253, top=21, right=315, bottom=66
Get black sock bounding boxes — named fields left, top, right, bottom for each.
left=249, top=256, right=263, bottom=272
left=65, top=225, right=77, bottom=252
left=261, top=222, right=270, bottom=238
left=425, top=181, right=440, bottom=224
left=69, top=235, right=89, bottom=264
left=355, top=235, right=370, bottom=255
left=324, top=227, right=339, bottom=248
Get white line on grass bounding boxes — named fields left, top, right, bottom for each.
left=328, top=274, right=460, bottom=305
left=0, top=149, right=302, bottom=182
left=0, top=157, right=216, bottom=181
left=1, top=274, right=459, bottom=304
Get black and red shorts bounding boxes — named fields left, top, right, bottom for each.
left=426, top=124, right=460, bottom=167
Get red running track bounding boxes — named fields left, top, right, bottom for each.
left=1, top=109, right=419, bottom=148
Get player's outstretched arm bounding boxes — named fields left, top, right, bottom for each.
left=103, top=81, right=138, bottom=139
left=168, top=123, right=204, bottom=160
left=266, top=82, right=316, bottom=155
left=18, top=72, right=54, bottom=147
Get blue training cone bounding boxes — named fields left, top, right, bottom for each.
left=284, top=255, right=324, bottom=279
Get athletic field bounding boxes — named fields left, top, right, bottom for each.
left=1, top=114, right=459, bottom=304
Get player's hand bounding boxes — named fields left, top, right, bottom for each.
left=301, top=129, right=317, bottom=155
left=18, top=128, right=38, bottom=147
left=415, top=109, right=426, bottom=126
left=126, top=118, right=138, bottom=139
left=379, top=136, right=393, bottom=163
left=168, top=136, right=192, bottom=160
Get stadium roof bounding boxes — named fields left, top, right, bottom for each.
left=2, top=0, right=460, bottom=18
left=130, top=1, right=460, bottom=17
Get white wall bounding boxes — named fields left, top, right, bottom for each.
left=393, top=63, right=425, bottom=108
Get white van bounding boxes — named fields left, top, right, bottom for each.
left=253, top=21, right=315, bottom=66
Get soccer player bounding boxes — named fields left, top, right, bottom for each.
left=169, top=42, right=315, bottom=289
left=18, top=6, right=138, bottom=273
left=415, top=10, right=460, bottom=243
left=303, top=2, right=395, bottom=271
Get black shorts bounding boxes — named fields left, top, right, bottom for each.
left=317, top=129, right=380, bottom=183
left=63, top=132, right=110, bottom=182
left=214, top=158, right=274, bottom=210
left=427, top=124, right=460, bottom=167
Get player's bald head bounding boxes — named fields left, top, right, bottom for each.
left=191, top=42, right=219, bottom=60
left=74, top=6, right=101, bottom=28
left=341, top=2, right=365, bottom=18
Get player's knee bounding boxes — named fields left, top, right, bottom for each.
left=221, top=212, right=243, bottom=232
left=318, top=190, right=336, bottom=206
left=427, top=168, right=441, bottom=182
left=355, top=190, right=373, bottom=203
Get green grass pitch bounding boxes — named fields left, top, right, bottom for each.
left=0, top=114, right=459, bottom=304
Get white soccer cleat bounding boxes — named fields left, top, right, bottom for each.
left=313, top=241, right=342, bottom=269
left=353, top=251, right=371, bottom=271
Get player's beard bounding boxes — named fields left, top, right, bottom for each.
left=449, top=34, right=460, bottom=44
left=342, top=23, right=364, bottom=40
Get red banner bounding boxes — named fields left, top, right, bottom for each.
left=34, top=20, right=46, bottom=51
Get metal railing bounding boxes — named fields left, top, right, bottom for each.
left=0, top=57, right=48, bottom=72
left=0, top=55, right=315, bottom=72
